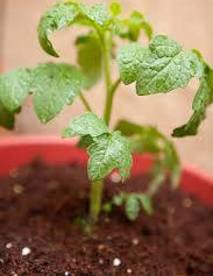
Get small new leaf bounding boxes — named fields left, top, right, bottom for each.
left=63, top=112, right=108, bottom=138
left=32, top=63, right=85, bottom=123
left=173, top=64, right=213, bottom=137
left=0, top=101, right=15, bottom=129
left=113, top=11, right=153, bottom=42
left=0, top=68, right=31, bottom=112
left=88, top=131, right=132, bottom=181
left=110, top=2, right=122, bottom=16
left=112, top=193, right=125, bottom=206
left=79, top=3, right=110, bottom=27
left=76, top=32, right=102, bottom=88
left=127, top=11, right=153, bottom=41
left=107, top=192, right=153, bottom=220
left=125, top=194, right=140, bottom=221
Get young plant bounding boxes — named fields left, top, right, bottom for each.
left=0, top=1, right=212, bottom=224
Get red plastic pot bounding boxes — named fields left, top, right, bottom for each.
left=0, top=136, right=212, bottom=205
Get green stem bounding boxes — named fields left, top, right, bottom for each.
left=103, top=78, right=121, bottom=125
left=147, top=162, right=165, bottom=196
left=89, top=180, right=104, bottom=224
left=102, top=32, right=113, bottom=125
left=88, top=30, right=121, bottom=225
left=79, top=92, right=92, bottom=112
left=103, top=33, right=112, bottom=91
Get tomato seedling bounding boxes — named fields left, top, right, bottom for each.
left=0, top=1, right=212, bottom=224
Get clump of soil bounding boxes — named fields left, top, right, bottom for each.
left=0, top=160, right=212, bottom=275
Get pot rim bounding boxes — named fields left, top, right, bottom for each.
left=0, top=135, right=212, bottom=185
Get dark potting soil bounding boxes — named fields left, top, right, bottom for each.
left=0, top=161, right=212, bottom=276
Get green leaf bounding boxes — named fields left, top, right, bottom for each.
left=117, top=43, right=147, bottom=85
left=88, top=131, right=132, bottom=181
left=138, top=194, right=153, bottom=215
left=140, top=21, right=153, bottom=41
left=0, top=68, right=32, bottom=112
left=115, top=120, right=162, bottom=153
left=76, top=32, right=102, bottom=88
left=0, top=101, right=15, bottom=130
left=118, top=35, right=203, bottom=95
left=173, top=65, right=213, bottom=137
left=173, top=112, right=204, bottom=138
left=113, top=193, right=125, bottom=206
left=63, top=112, right=108, bottom=138
left=127, top=11, right=153, bottom=41
left=115, top=119, right=181, bottom=189
left=113, top=11, right=153, bottom=41
left=79, top=3, right=110, bottom=27
left=88, top=132, right=132, bottom=181
left=110, top=2, right=122, bottom=16
left=107, top=192, right=153, bottom=220
left=38, top=2, right=79, bottom=57
left=38, top=1, right=111, bottom=57
left=136, top=35, right=202, bottom=95
left=125, top=194, right=140, bottom=221
left=32, top=63, right=85, bottom=123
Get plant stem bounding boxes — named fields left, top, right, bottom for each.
left=103, top=32, right=112, bottom=92
left=102, top=32, right=113, bottom=125
left=79, top=92, right=92, bottom=112
left=89, top=180, right=104, bottom=224
left=88, top=31, right=121, bottom=225
left=103, top=78, right=121, bottom=125
left=147, top=162, right=165, bottom=196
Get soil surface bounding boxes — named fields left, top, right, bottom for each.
left=0, top=160, right=212, bottom=276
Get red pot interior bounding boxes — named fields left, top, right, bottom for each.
left=0, top=136, right=212, bottom=205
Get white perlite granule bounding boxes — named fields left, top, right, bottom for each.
left=6, top=242, right=13, bottom=249
left=13, top=184, right=24, bottom=194
left=99, top=259, right=104, bottom=264
left=21, top=247, right=31, bottom=256
left=132, top=238, right=139, bottom=245
left=113, top=258, right=121, bottom=267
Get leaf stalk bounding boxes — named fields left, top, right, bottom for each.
left=79, top=92, right=92, bottom=112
